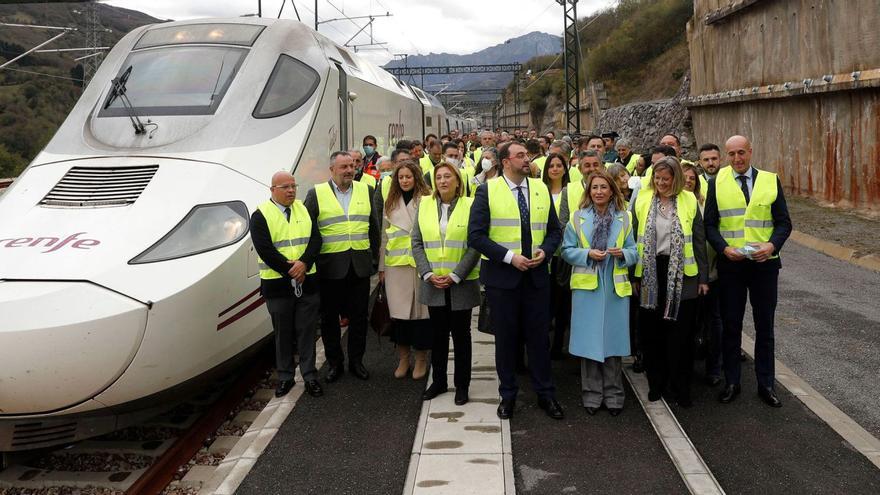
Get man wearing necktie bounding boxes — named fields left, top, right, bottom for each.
left=250, top=171, right=324, bottom=398
left=704, top=135, right=792, bottom=407
left=468, top=141, right=564, bottom=420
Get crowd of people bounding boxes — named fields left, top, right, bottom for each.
left=250, top=126, right=792, bottom=420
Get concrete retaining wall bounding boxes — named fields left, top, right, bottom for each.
left=688, top=0, right=880, bottom=209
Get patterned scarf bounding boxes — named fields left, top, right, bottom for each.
left=590, top=204, right=615, bottom=267
left=640, top=194, right=686, bottom=320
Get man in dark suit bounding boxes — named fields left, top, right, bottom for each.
left=250, top=171, right=323, bottom=398
left=304, top=151, right=381, bottom=383
left=704, top=135, right=792, bottom=407
left=468, top=141, right=564, bottom=420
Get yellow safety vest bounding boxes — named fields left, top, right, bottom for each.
left=359, top=172, right=377, bottom=188
left=315, top=181, right=371, bottom=254
left=383, top=196, right=420, bottom=268
left=380, top=176, right=392, bottom=201
left=419, top=155, right=435, bottom=177
left=486, top=177, right=551, bottom=260
left=565, top=180, right=586, bottom=220
left=257, top=200, right=316, bottom=279
left=633, top=188, right=699, bottom=277
left=698, top=174, right=708, bottom=197
left=622, top=153, right=641, bottom=174
left=417, top=196, right=479, bottom=280
left=473, top=147, right=482, bottom=165
left=532, top=155, right=547, bottom=174
left=569, top=167, right=582, bottom=184
left=715, top=167, right=778, bottom=258
left=569, top=209, right=633, bottom=297
left=460, top=165, right=475, bottom=196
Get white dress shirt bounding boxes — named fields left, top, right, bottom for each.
left=733, top=167, right=755, bottom=197
left=331, top=179, right=353, bottom=214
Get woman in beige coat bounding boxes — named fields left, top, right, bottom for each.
left=374, top=160, right=433, bottom=379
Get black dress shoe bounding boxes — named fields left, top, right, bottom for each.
left=454, top=388, right=469, bottom=406
left=740, top=350, right=748, bottom=362
left=631, top=353, right=644, bottom=374
left=325, top=364, right=343, bottom=383
left=350, top=361, right=369, bottom=380
left=538, top=398, right=565, bottom=420
left=719, top=384, right=741, bottom=403
left=497, top=399, right=515, bottom=419
left=584, top=406, right=598, bottom=416
left=422, top=383, right=447, bottom=401
left=758, top=387, right=782, bottom=408
left=275, top=379, right=295, bottom=397
left=305, top=379, right=323, bottom=397
left=608, top=407, right=623, bottom=416
left=647, top=390, right=662, bottom=402
left=706, top=375, right=723, bottom=387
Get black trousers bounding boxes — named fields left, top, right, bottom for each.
left=718, top=263, right=779, bottom=388
left=639, top=256, right=698, bottom=402
left=486, top=277, right=555, bottom=402
left=549, top=256, right=572, bottom=353
left=428, top=290, right=473, bottom=391
left=703, top=280, right=724, bottom=378
left=319, top=267, right=370, bottom=367
left=266, top=290, right=320, bottom=382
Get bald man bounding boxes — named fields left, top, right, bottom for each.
left=703, top=135, right=792, bottom=407
left=250, top=171, right=323, bottom=398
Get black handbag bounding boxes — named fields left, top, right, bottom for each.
left=477, top=290, right=494, bottom=335
left=369, top=282, right=393, bottom=337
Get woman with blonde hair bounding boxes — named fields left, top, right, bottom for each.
left=411, top=162, right=481, bottom=404
left=562, top=170, right=638, bottom=415
left=631, top=157, right=709, bottom=407
left=373, top=160, right=433, bottom=379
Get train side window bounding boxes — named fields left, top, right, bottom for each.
left=426, top=116, right=432, bottom=127
left=253, top=55, right=320, bottom=119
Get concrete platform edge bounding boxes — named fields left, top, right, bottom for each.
left=740, top=334, right=880, bottom=470
left=789, top=230, right=880, bottom=272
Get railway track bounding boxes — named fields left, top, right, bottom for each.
left=0, top=356, right=277, bottom=495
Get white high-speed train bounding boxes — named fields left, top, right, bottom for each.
left=0, top=17, right=468, bottom=452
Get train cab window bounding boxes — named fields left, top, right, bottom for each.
left=99, top=46, right=246, bottom=117
left=135, top=23, right=265, bottom=49
left=426, top=116, right=433, bottom=127
left=253, top=55, right=320, bottom=119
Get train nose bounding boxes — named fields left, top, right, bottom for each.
left=0, top=281, right=147, bottom=415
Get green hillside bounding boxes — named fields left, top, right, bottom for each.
left=0, top=2, right=160, bottom=177
left=518, top=0, right=692, bottom=127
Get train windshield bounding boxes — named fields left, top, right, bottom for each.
left=99, top=46, right=246, bottom=117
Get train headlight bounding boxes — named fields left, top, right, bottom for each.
left=130, top=201, right=249, bottom=264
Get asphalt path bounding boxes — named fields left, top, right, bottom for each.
left=510, top=358, right=686, bottom=494
left=742, top=243, right=880, bottom=438
left=673, top=357, right=880, bottom=494
left=236, top=333, right=425, bottom=495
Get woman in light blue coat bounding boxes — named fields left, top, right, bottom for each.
left=562, top=170, right=638, bottom=416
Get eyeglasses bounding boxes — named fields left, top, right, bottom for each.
left=272, top=184, right=297, bottom=190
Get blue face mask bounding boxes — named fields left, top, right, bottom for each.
left=380, top=170, right=393, bottom=179
left=363, top=145, right=375, bottom=156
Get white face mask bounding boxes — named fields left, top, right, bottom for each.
left=481, top=158, right=494, bottom=172
left=446, top=157, right=460, bottom=167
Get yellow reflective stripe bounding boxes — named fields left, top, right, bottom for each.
left=348, top=214, right=371, bottom=222
left=573, top=265, right=597, bottom=275
left=385, top=248, right=411, bottom=257
left=497, top=241, right=521, bottom=250
left=683, top=235, right=693, bottom=243
left=683, top=257, right=695, bottom=265
left=318, top=215, right=348, bottom=227
left=431, top=261, right=459, bottom=270
left=490, top=218, right=520, bottom=227
left=721, top=229, right=745, bottom=238
left=613, top=273, right=629, bottom=284
left=386, top=229, right=409, bottom=239
left=530, top=222, right=547, bottom=230
left=719, top=207, right=747, bottom=218
left=745, top=219, right=773, bottom=228
left=272, top=237, right=309, bottom=248
left=258, top=262, right=270, bottom=270
left=323, top=233, right=370, bottom=243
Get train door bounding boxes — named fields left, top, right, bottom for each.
left=335, top=63, right=349, bottom=151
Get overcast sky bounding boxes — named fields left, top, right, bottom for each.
left=106, top=0, right=615, bottom=66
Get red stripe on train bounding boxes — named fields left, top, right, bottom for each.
left=218, top=287, right=261, bottom=317
left=217, top=296, right=266, bottom=331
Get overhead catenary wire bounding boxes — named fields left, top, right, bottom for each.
left=2, top=66, right=83, bottom=82
left=524, top=10, right=602, bottom=91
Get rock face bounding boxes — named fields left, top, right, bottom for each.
left=597, top=74, right=695, bottom=159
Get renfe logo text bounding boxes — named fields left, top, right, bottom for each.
left=0, top=232, right=101, bottom=253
